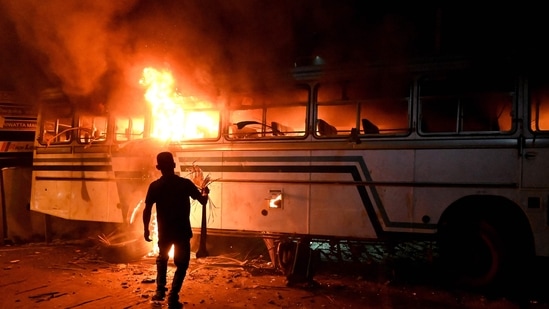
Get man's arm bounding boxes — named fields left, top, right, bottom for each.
left=143, top=202, right=153, bottom=242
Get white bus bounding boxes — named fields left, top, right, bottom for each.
left=30, top=57, right=549, bottom=290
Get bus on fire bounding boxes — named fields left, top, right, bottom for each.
left=29, top=57, right=549, bottom=290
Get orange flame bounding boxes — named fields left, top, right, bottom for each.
left=149, top=213, right=174, bottom=258
left=139, top=67, right=219, bottom=141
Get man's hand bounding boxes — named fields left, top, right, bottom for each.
left=201, top=186, right=210, bottom=196
left=144, top=229, right=152, bottom=242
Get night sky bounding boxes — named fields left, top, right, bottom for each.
left=0, top=1, right=548, bottom=106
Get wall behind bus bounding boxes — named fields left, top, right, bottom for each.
left=0, top=167, right=45, bottom=244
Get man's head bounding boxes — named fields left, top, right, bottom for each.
left=156, top=151, right=176, bottom=171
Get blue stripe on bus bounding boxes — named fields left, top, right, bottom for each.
left=180, top=155, right=433, bottom=234
left=32, top=155, right=449, bottom=236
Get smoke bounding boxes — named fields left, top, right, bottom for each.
left=0, top=1, right=135, bottom=96
left=0, top=0, right=300, bottom=106
left=0, top=0, right=425, bottom=108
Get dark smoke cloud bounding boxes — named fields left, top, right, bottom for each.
left=0, top=0, right=305, bottom=107
left=0, top=0, right=427, bottom=108
left=0, top=1, right=136, bottom=96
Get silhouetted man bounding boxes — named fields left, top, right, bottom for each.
left=143, top=151, right=209, bottom=308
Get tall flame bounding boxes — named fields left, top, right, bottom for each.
left=139, top=67, right=219, bottom=141
left=138, top=67, right=217, bottom=258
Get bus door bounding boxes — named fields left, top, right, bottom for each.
left=524, top=77, right=549, bottom=189
left=522, top=76, right=549, bottom=257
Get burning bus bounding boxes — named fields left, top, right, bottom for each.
left=28, top=57, right=549, bottom=290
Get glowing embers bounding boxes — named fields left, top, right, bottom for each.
left=139, top=67, right=219, bottom=141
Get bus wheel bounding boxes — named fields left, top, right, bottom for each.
left=438, top=218, right=504, bottom=289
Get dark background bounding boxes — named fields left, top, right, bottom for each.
left=1, top=1, right=548, bottom=107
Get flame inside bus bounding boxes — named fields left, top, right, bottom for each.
left=139, top=67, right=219, bottom=141
left=139, top=67, right=219, bottom=257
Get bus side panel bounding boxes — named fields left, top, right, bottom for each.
left=32, top=171, right=71, bottom=219
left=74, top=171, right=122, bottom=222
left=309, top=181, right=372, bottom=237
left=31, top=176, right=123, bottom=223
left=31, top=168, right=123, bottom=223
left=522, top=147, right=549, bottom=188
left=218, top=182, right=310, bottom=234
left=363, top=149, right=415, bottom=229
left=415, top=148, right=518, bottom=185
left=308, top=149, right=415, bottom=237
left=521, top=144, right=549, bottom=256
left=186, top=150, right=312, bottom=234
left=414, top=148, right=520, bottom=223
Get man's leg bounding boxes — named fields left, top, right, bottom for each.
left=167, top=239, right=191, bottom=307
left=153, top=239, right=171, bottom=301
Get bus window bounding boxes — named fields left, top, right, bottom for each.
left=266, top=105, right=306, bottom=136
left=419, top=98, right=458, bottom=133
left=317, top=82, right=357, bottom=136
left=359, top=100, right=409, bottom=135
left=40, top=106, right=73, bottom=145
left=78, top=116, right=107, bottom=144
left=420, top=73, right=514, bottom=134
left=461, top=94, right=512, bottom=132
left=228, top=107, right=263, bottom=138
left=149, top=108, right=220, bottom=141
left=115, top=117, right=145, bottom=142
left=316, top=79, right=410, bottom=136
left=227, top=87, right=308, bottom=139
left=530, top=77, right=549, bottom=132
left=182, top=110, right=220, bottom=139
left=316, top=102, right=356, bottom=136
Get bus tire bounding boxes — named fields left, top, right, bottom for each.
left=438, top=217, right=505, bottom=290
left=438, top=197, right=535, bottom=293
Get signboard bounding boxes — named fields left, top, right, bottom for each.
left=0, top=95, right=37, bottom=131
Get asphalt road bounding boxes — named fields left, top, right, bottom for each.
left=0, top=242, right=547, bottom=309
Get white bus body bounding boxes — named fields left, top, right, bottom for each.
left=30, top=59, right=549, bottom=289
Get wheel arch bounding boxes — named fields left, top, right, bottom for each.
left=438, top=194, right=534, bottom=254
left=436, top=194, right=535, bottom=290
